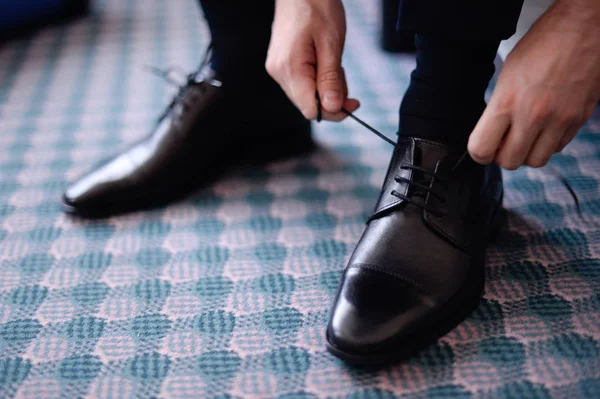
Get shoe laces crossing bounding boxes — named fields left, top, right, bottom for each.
left=391, top=163, right=449, bottom=217
left=314, top=90, right=582, bottom=217
left=144, top=44, right=219, bottom=122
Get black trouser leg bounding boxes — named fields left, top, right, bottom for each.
left=197, top=0, right=274, bottom=82
left=381, top=0, right=415, bottom=53
left=196, top=0, right=312, bottom=143
left=397, top=0, right=525, bottom=148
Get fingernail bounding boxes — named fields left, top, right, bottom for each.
left=322, top=91, right=341, bottom=108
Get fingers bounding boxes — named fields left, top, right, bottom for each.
left=495, top=126, right=542, bottom=170
left=316, top=35, right=345, bottom=113
left=494, top=121, right=580, bottom=169
left=316, top=67, right=360, bottom=121
left=287, top=64, right=320, bottom=120
left=524, top=126, right=566, bottom=168
left=265, top=0, right=355, bottom=123
left=267, top=53, right=320, bottom=120
left=467, top=99, right=512, bottom=164
left=494, top=104, right=548, bottom=170
left=556, top=124, right=580, bottom=152
left=267, top=44, right=356, bottom=121
left=320, top=98, right=360, bottom=122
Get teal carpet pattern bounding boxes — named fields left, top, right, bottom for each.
left=0, top=0, right=599, bottom=398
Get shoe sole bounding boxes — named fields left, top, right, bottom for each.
left=325, top=194, right=507, bottom=367
left=62, top=193, right=188, bottom=219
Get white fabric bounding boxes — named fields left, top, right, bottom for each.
left=497, top=0, right=554, bottom=60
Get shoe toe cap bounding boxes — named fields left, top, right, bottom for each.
left=62, top=155, right=137, bottom=213
left=327, top=265, right=435, bottom=355
left=62, top=176, right=101, bottom=212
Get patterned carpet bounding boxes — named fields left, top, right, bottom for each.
left=1, top=0, right=599, bottom=398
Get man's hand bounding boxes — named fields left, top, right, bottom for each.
left=266, top=0, right=360, bottom=121
left=468, top=0, right=600, bottom=169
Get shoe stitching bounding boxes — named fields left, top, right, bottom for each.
left=348, top=262, right=437, bottom=299
left=412, top=138, right=452, bottom=151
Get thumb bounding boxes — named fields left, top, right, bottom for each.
left=316, top=37, right=344, bottom=113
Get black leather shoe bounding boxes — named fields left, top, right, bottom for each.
left=62, top=64, right=313, bottom=218
left=326, top=137, right=505, bottom=366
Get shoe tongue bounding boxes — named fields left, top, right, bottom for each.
left=371, top=138, right=457, bottom=218
left=413, top=139, right=453, bottom=171
left=410, top=171, right=430, bottom=199
left=408, top=139, right=450, bottom=197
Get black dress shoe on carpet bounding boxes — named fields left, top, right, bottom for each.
left=326, top=137, right=505, bottom=366
left=62, top=60, right=314, bottom=218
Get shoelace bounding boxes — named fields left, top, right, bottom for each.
left=315, top=90, right=582, bottom=216
left=144, top=45, right=219, bottom=122
left=316, top=90, right=456, bottom=216
left=145, top=66, right=203, bottom=122
left=391, top=164, right=449, bottom=217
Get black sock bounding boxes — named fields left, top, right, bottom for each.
left=399, top=35, right=500, bottom=149
left=198, top=0, right=274, bottom=82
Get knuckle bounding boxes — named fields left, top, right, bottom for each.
left=321, top=32, right=343, bottom=52
left=526, top=156, right=548, bottom=168
left=528, top=103, right=551, bottom=126
left=492, top=94, right=515, bottom=115
left=325, top=32, right=342, bottom=45
left=558, top=116, right=576, bottom=127
left=500, top=160, right=519, bottom=170
left=318, top=70, right=341, bottom=84
left=265, top=59, right=281, bottom=77
left=496, top=154, right=519, bottom=170
left=558, top=110, right=583, bottom=126
left=583, top=104, right=595, bottom=121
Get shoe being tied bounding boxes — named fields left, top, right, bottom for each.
left=326, top=137, right=505, bottom=366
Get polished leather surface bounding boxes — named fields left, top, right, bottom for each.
left=63, top=68, right=313, bottom=217
left=327, top=137, right=504, bottom=359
